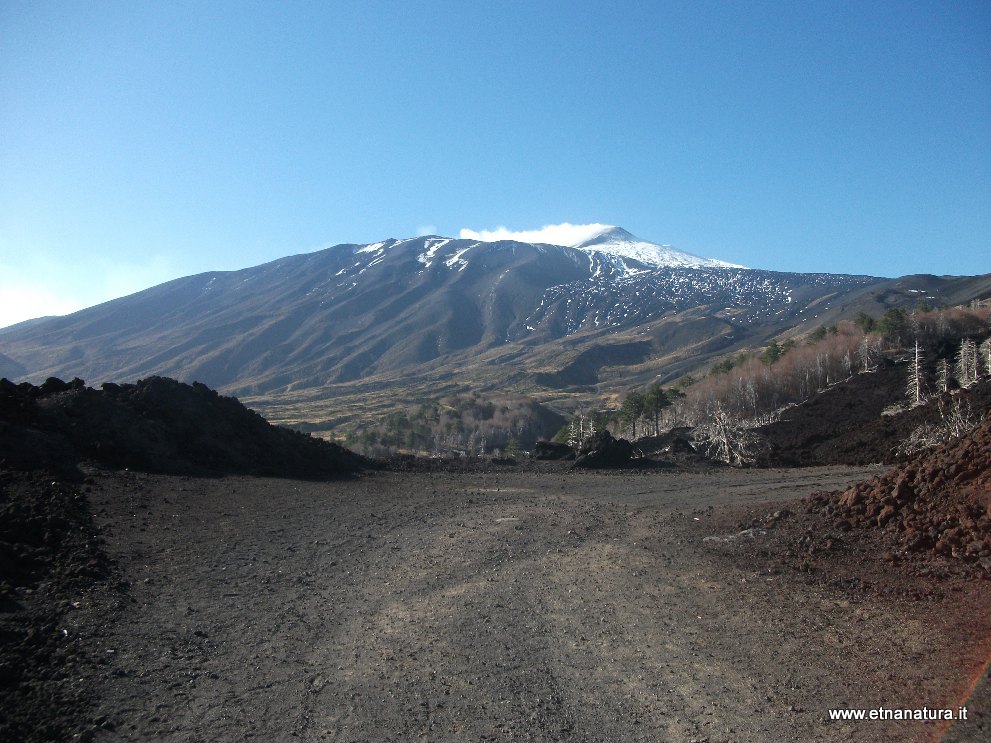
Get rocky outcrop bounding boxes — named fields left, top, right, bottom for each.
left=761, top=368, right=991, bottom=466
left=572, top=430, right=634, bottom=469
left=0, top=376, right=367, bottom=479
left=806, top=413, right=991, bottom=565
left=533, top=441, right=575, bottom=461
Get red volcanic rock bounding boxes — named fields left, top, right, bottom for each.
left=806, top=413, right=991, bottom=565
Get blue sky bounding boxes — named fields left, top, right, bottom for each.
left=1, top=0, right=988, bottom=328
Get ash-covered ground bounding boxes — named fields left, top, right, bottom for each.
left=2, top=375, right=990, bottom=741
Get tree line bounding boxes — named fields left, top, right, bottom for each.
left=348, top=303, right=990, bottom=459
left=345, top=393, right=560, bottom=458
left=556, top=303, right=991, bottom=450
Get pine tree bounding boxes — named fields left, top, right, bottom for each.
left=619, top=392, right=646, bottom=439
left=760, top=341, right=783, bottom=365
left=854, top=312, right=876, bottom=334
left=506, top=437, right=521, bottom=459
left=643, top=384, right=671, bottom=435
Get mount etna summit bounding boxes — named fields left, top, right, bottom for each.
left=1, top=226, right=988, bottom=429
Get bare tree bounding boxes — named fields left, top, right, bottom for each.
left=897, top=398, right=978, bottom=456
left=568, top=409, right=592, bottom=450
left=856, top=334, right=883, bottom=371
left=935, top=358, right=952, bottom=394
left=567, top=415, right=580, bottom=449
left=906, top=340, right=926, bottom=406
left=957, top=338, right=979, bottom=388
left=692, top=404, right=766, bottom=467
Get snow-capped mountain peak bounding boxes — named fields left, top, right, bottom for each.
left=568, top=226, right=744, bottom=270
left=457, top=223, right=742, bottom=270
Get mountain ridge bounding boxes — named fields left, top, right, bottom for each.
left=2, top=229, right=989, bottom=429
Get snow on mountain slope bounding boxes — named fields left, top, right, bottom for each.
left=5, top=220, right=980, bottom=408
left=570, top=226, right=744, bottom=270
left=458, top=223, right=742, bottom=271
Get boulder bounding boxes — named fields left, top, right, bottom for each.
left=572, top=430, right=634, bottom=469
left=533, top=441, right=575, bottom=461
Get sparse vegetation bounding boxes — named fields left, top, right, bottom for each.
left=896, top=397, right=980, bottom=457
left=556, top=408, right=613, bottom=450
left=605, top=304, right=991, bottom=464
left=691, top=403, right=768, bottom=466
left=342, top=303, right=991, bottom=465
left=344, top=393, right=564, bottom=457
left=669, top=321, right=868, bottom=427
left=667, top=305, right=990, bottom=429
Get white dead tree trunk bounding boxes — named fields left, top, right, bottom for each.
left=980, top=338, right=991, bottom=378
left=692, top=404, right=766, bottom=467
left=935, top=358, right=951, bottom=394
left=957, top=339, right=978, bottom=388
left=568, top=410, right=590, bottom=450
left=856, top=335, right=882, bottom=371
left=907, top=340, right=925, bottom=406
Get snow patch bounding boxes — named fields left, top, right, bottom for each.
left=444, top=245, right=473, bottom=270
left=417, top=238, right=452, bottom=267
left=356, top=241, right=386, bottom=254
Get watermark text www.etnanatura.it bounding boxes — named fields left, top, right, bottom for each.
left=828, top=706, right=967, bottom=721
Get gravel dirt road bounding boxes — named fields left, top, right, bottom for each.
left=68, top=465, right=990, bottom=742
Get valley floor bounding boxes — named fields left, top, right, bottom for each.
left=68, top=467, right=990, bottom=742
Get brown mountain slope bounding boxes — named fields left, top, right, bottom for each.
left=1, top=236, right=987, bottom=427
